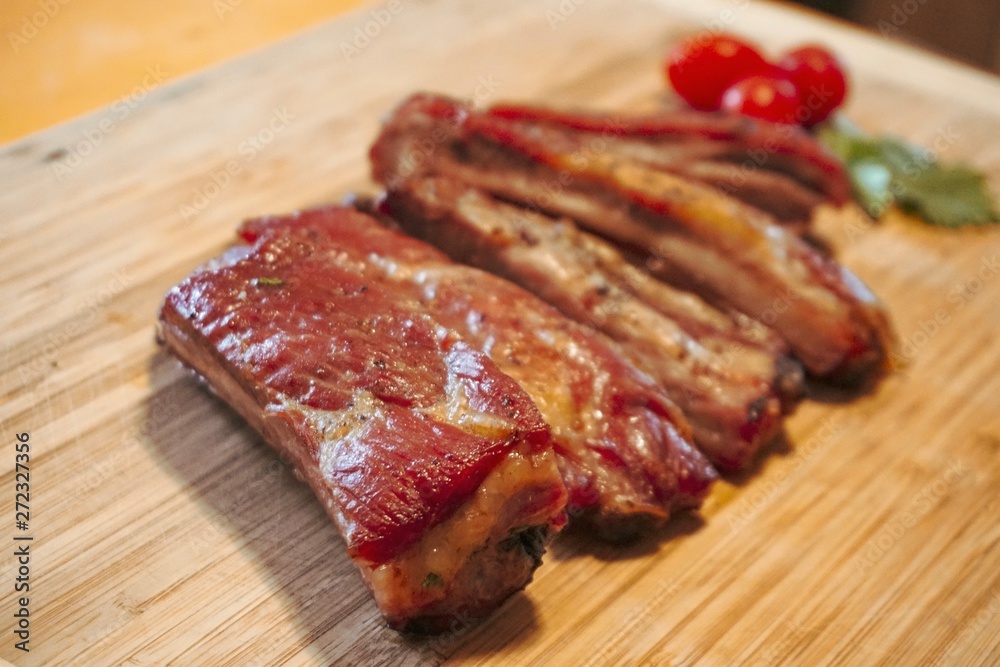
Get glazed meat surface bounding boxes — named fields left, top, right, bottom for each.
left=485, top=100, right=853, bottom=221
left=159, top=211, right=569, bottom=632
left=369, top=93, right=896, bottom=383
left=240, top=207, right=717, bottom=541
left=382, top=177, right=802, bottom=469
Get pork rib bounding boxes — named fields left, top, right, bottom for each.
left=381, top=176, right=801, bottom=470
left=245, top=207, right=717, bottom=541
left=158, top=213, right=569, bottom=633
left=369, top=93, right=896, bottom=382
left=485, top=101, right=852, bottom=214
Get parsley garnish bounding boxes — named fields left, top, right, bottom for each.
left=819, top=118, right=999, bottom=228
left=255, top=277, right=285, bottom=287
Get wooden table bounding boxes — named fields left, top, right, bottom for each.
left=2, top=1, right=999, bottom=664
left=0, top=0, right=362, bottom=143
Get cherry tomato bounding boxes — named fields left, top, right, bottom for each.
left=665, top=33, right=769, bottom=111
left=719, top=74, right=802, bottom=124
left=778, top=44, right=848, bottom=126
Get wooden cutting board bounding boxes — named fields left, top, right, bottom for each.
left=2, top=1, right=999, bottom=664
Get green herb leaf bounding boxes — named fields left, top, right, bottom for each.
left=422, top=572, right=444, bottom=588
left=849, top=160, right=893, bottom=217
left=896, top=164, right=999, bottom=228
left=818, top=119, right=999, bottom=228
left=255, top=277, right=285, bottom=287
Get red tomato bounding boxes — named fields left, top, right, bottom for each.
left=665, top=33, right=769, bottom=111
left=719, top=74, right=802, bottom=124
left=778, top=44, right=848, bottom=125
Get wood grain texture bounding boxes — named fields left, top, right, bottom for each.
left=2, top=0, right=999, bottom=664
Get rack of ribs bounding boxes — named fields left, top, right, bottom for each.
left=158, top=205, right=716, bottom=629
left=369, top=93, right=896, bottom=384
left=380, top=176, right=803, bottom=470
left=245, top=206, right=716, bottom=538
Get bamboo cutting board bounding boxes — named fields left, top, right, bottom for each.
left=2, top=0, right=999, bottom=664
